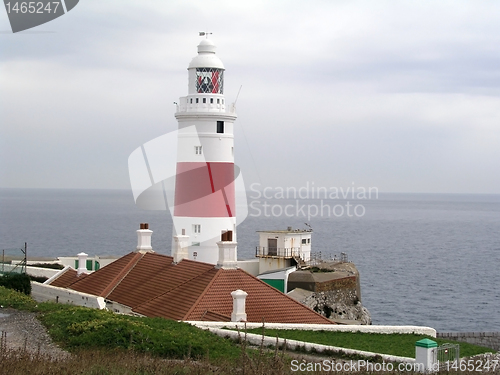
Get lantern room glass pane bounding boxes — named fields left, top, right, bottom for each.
left=196, top=68, right=224, bottom=94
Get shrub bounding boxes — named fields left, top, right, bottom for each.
left=28, top=275, right=48, bottom=283
left=28, top=263, right=65, bottom=270
left=38, top=305, right=242, bottom=361
left=0, top=286, right=36, bottom=309
left=0, top=273, right=31, bottom=295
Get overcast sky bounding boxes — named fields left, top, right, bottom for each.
left=1, top=1, right=499, bottom=194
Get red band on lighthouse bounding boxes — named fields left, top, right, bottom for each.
left=173, top=162, right=235, bottom=217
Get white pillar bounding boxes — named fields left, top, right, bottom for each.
left=231, top=289, right=247, bottom=322
left=77, top=252, right=88, bottom=276
left=173, top=232, right=190, bottom=263
left=136, top=223, right=153, bottom=252
left=415, top=338, right=438, bottom=372
left=216, top=241, right=238, bottom=269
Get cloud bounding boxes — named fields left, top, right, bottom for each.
left=1, top=1, right=500, bottom=193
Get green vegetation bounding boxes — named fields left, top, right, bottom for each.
left=0, top=274, right=31, bottom=295
left=0, top=286, right=495, bottom=374
left=242, top=328, right=493, bottom=358
left=28, top=262, right=65, bottom=270
left=0, top=284, right=36, bottom=309
left=38, top=305, right=241, bottom=360
left=310, top=267, right=333, bottom=273
left=0, top=286, right=240, bottom=361
left=28, top=275, right=49, bottom=283
left=1, top=287, right=292, bottom=374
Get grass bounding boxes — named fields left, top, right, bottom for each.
left=0, top=284, right=36, bottom=309
left=0, top=348, right=290, bottom=375
left=0, top=286, right=241, bottom=361
left=0, top=286, right=497, bottom=374
left=241, top=328, right=494, bottom=358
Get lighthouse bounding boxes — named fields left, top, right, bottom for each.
left=171, top=37, right=238, bottom=264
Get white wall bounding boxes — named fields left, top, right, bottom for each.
left=258, top=257, right=293, bottom=274
left=188, top=321, right=437, bottom=337
left=236, top=259, right=259, bottom=276
left=26, top=266, right=60, bottom=279
left=31, top=282, right=106, bottom=309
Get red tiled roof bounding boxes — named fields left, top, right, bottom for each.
left=50, top=251, right=333, bottom=325
left=185, top=269, right=332, bottom=324
left=49, top=268, right=85, bottom=288
left=110, top=255, right=215, bottom=310
left=66, top=252, right=142, bottom=297
left=200, top=310, right=231, bottom=322
left=133, top=266, right=219, bottom=319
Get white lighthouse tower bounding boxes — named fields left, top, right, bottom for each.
left=171, top=37, right=237, bottom=264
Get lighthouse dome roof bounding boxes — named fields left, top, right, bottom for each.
left=188, top=38, right=225, bottom=70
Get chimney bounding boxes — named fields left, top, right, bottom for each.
left=173, top=228, right=189, bottom=263
left=216, top=231, right=237, bottom=269
left=231, top=289, right=248, bottom=322
left=77, top=252, right=88, bottom=276
left=136, top=223, right=153, bottom=253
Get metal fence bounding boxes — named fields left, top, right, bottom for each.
left=434, top=343, right=460, bottom=369
left=0, top=243, right=27, bottom=276
left=255, top=246, right=302, bottom=258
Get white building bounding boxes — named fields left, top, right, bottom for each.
left=256, top=227, right=312, bottom=274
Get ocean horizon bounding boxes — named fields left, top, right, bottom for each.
left=1, top=188, right=499, bottom=332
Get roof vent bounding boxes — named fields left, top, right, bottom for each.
left=216, top=231, right=237, bottom=269
left=231, top=289, right=247, bottom=322
left=173, top=229, right=189, bottom=264
left=136, top=223, right=153, bottom=253
left=77, top=252, right=89, bottom=276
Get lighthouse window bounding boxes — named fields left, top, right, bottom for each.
left=217, top=121, right=224, bottom=134
left=210, top=98, right=213, bottom=104
left=190, top=98, right=193, bottom=104
left=196, top=98, right=199, bottom=103
left=203, top=98, right=206, bottom=103
left=217, top=99, right=220, bottom=104
left=193, top=224, right=201, bottom=234
left=195, top=146, right=202, bottom=155
left=196, top=68, right=224, bottom=94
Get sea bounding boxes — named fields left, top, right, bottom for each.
left=0, top=188, right=499, bottom=333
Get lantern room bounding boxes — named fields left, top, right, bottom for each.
left=187, top=39, right=225, bottom=95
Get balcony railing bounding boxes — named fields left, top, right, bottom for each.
left=255, top=246, right=302, bottom=259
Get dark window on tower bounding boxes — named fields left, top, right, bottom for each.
left=217, top=121, right=224, bottom=134
left=203, top=98, right=206, bottom=103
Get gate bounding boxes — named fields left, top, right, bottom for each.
left=434, top=343, right=460, bottom=369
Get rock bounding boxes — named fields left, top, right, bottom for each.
left=288, top=260, right=372, bottom=325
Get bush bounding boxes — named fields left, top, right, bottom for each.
left=0, top=286, right=36, bottom=309
left=0, top=273, right=31, bottom=295
left=38, top=305, right=242, bottom=361
left=28, top=275, right=48, bottom=283
left=28, top=263, right=65, bottom=270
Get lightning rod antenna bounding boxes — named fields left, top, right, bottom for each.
left=234, top=85, right=242, bottom=106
